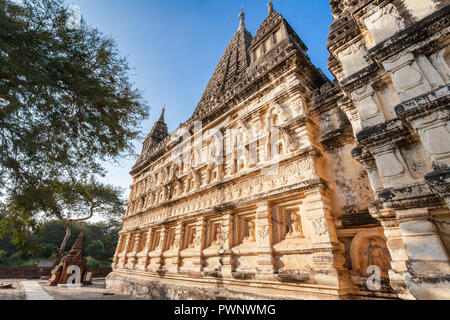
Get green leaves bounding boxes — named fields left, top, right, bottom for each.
left=0, top=218, right=122, bottom=263
left=1, top=0, right=148, bottom=190
left=86, top=240, right=104, bottom=260
left=0, top=0, right=148, bottom=245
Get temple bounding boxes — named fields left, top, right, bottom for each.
left=106, top=1, right=450, bottom=299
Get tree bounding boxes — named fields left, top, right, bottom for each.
left=0, top=0, right=148, bottom=247
left=29, top=219, right=82, bottom=256
left=1, top=218, right=122, bottom=260
left=86, top=240, right=104, bottom=260
left=83, top=219, right=121, bottom=260
left=51, top=180, right=124, bottom=260
left=0, top=250, right=7, bottom=265
left=10, top=179, right=125, bottom=260
left=2, top=180, right=124, bottom=261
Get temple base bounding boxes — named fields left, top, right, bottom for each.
left=105, top=270, right=396, bottom=300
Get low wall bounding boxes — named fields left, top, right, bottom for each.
left=0, top=267, right=112, bottom=279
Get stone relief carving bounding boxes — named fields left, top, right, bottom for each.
left=383, top=52, right=433, bottom=101
left=351, top=84, right=385, bottom=127
left=258, top=225, right=270, bottom=241
left=358, top=95, right=381, bottom=120
left=360, top=238, right=392, bottom=276
left=275, top=126, right=298, bottom=152
left=221, top=230, right=230, bottom=243
left=374, top=149, right=407, bottom=181
left=310, top=217, right=328, bottom=236
left=122, top=157, right=316, bottom=230
left=337, top=40, right=371, bottom=77
left=172, top=237, right=180, bottom=250
left=206, top=133, right=225, bottom=184
left=362, top=4, right=403, bottom=44
left=410, top=109, right=450, bottom=163
left=186, top=166, right=201, bottom=192
left=292, top=98, right=306, bottom=116
left=265, top=103, right=290, bottom=130
left=350, top=232, right=392, bottom=278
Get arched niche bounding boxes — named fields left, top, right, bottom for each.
left=350, top=230, right=392, bottom=277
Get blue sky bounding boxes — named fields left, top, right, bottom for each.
left=66, top=0, right=334, bottom=199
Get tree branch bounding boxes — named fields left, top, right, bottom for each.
left=69, top=202, right=98, bottom=222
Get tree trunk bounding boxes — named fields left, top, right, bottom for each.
left=60, top=224, right=71, bottom=253
left=54, top=206, right=96, bottom=264
left=55, top=223, right=71, bottom=264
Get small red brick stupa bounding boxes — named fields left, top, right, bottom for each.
left=48, top=230, right=90, bottom=286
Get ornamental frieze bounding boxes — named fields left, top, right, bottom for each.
left=122, top=156, right=315, bottom=231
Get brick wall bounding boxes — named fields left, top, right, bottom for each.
left=0, top=267, right=112, bottom=279
left=87, top=267, right=112, bottom=278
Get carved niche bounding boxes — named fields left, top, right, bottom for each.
left=149, top=229, right=161, bottom=252
left=186, top=166, right=201, bottom=192
left=183, top=223, right=201, bottom=250
left=402, top=0, right=438, bottom=21
left=205, top=217, right=222, bottom=248
left=383, top=52, right=433, bottom=101
left=164, top=227, right=177, bottom=251
left=234, top=214, right=257, bottom=246
left=337, top=40, right=371, bottom=77
left=262, top=103, right=297, bottom=160
left=230, top=119, right=252, bottom=173
left=205, top=132, right=225, bottom=183
left=372, top=147, right=415, bottom=188
left=271, top=204, right=309, bottom=246
left=409, top=109, right=450, bottom=165
left=350, top=231, right=392, bottom=277
left=351, top=84, right=385, bottom=127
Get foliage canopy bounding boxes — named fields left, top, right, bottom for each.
left=0, top=0, right=148, bottom=247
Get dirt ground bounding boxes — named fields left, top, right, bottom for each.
left=0, top=279, right=145, bottom=300
left=0, top=280, right=26, bottom=300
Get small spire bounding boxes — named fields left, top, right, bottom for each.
left=69, top=230, right=84, bottom=255
left=238, top=6, right=246, bottom=31
left=267, top=1, right=274, bottom=17
left=159, top=105, right=165, bottom=122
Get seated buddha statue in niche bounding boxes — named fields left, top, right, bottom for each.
left=212, top=225, right=221, bottom=245
left=286, top=212, right=302, bottom=238
left=243, top=220, right=256, bottom=243
left=188, top=228, right=197, bottom=249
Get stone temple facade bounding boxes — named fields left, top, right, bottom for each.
left=106, top=1, right=450, bottom=300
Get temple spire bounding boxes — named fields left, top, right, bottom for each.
left=159, top=105, right=165, bottom=122
left=238, top=6, right=246, bottom=31
left=69, top=230, right=84, bottom=255
left=141, top=105, right=168, bottom=153
left=267, top=1, right=274, bottom=17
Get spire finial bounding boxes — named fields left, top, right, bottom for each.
left=69, top=230, right=84, bottom=255
left=159, top=105, right=165, bottom=122
left=267, top=1, right=274, bottom=17
left=238, top=6, right=246, bottom=31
